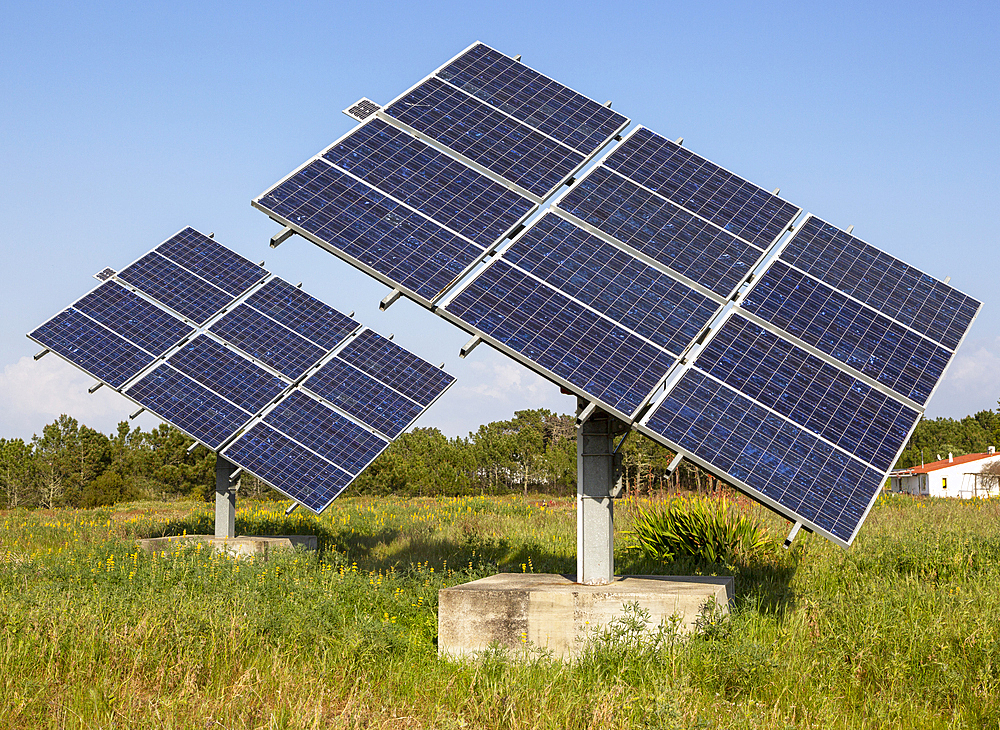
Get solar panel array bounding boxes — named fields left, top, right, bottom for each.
left=29, top=227, right=454, bottom=513
left=253, top=42, right=979, bottom=547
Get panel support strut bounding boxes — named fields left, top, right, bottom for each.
left=215, top=454, right=237, bottom=539
left=270, top=226, right=295, bottom=248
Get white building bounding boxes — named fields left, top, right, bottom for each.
left=889, top=448, right=1000, bottom=498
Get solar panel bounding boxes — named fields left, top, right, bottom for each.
left=778, top=215, right=979, bottom=350
left=695, top=315, right=919, bottom=472
left=502, top=213, right=720, bottom=355
left=322, top=118, right=535, bottom=247
left=156, top=227, right=268, bottom=297
left=384, top=76, right=585, bottom=199
left=255, top=160, right=485, bottom=303
left=436, top=42, right=629, bottom=156
left=244, top=277, right=359, bottom=349
left=223, top=423, right=354, bottom=512
left=167, top=335, right=287, bottom=414
left=73, top=281, right=194, bottom=356
left=29, top=227, right=455, bottom=514
left=602, top=127, right=800, bottom=249
left=643, top=368, right=883, bottom=544
left=117, top=251, right=232, bottom=324
left=741, top=260, right=952, bottom=405
left=263, top=390, right=389, bottom=474
left=126, top=364, right=251, bottom=450
left=209, top=304, right=327, bottom=379
left=29, top=308, right=154, bottom=388
left=558, top=165, right=763, bottom=297
left=445, top=259, right=676, bottom=417
left=303, top=358, right=422, bottom=439
left=336, top=329, right=456, bottom=408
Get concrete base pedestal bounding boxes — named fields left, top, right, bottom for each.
left=438, top=573, right=734, bottom=660
left=138, top=534, right=317, bottom=558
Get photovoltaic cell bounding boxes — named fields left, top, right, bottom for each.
left=117, top=251, right=232, bottom=324
left=385, top=76, right=584, bottom=198
left=224, top=423, right=354, bottom=512
left=304, top=357, right=422, bottom=439
left=167, top=335, right=287, bottom=414
left=436, top=43, right=628, bottom=156
left=741, top=260, right=952, bottom=405
left=156, top=227, right=268, bottom=297
left=127, top=364, right=250, bottom=450
left=645, top=368, right=884, bottom=544
left=603, top=127, right=799, bottom=249
left=779, top=216, right=980, bottom=350
left=263, top=390, right=389, bottom=474
left=256, top=160, right=484, bottom=302
left=696, top=315, right=919, bottom=472
left=29, top=308, right=154, bottom=388
left=559, top=166, right=762, bottom=296
left=503, top=213, right=719, bottom=355
left=446, top=261, right=676, bottom=416
left=336, top=329, right=456, bottom=408
left=210, top=304, right=326, bottom=379
left=73, top=281, right=194, bottom=356
left=245, top=277, right=357, bottom=349
left=323, top=118, right=535, bottom=247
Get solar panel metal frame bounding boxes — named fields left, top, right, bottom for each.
left=252, top=114, right=541, bottom=309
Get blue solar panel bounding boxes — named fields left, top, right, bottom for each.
left=323, top=118, right=535, bottom=247
left=696, top=315, right=919, bottom=472
left=502, top=213, right=719, bottom=355
left=384, top=76, right=584, bottom=198
left=127, top=364, right=250, bottom=450
left=446, top=261, right=676, bottom=416
left=73, top=281, right=194, bottom=356
left=559, top=166, right=763, bottom=296
left=336, top=329, right=456, bottom=408
left=255, top=161, right=484, bottom=302
left=741, top=261, right=952, bottom=405
left=244, top=278, right=358, bottom=349
left=117, top=251, right=232, bottom=324
left=156, top=227, right=267, bottom=297
left=224, top=423, right=354, bottom=513
left=645, top=368, right=884, bottom=544
left=167, top=335, right=287, bottom=414
left=209, top=304, right=326, bottom=379
left=436, top=43, right=628, bottom=155
left=29, top=308, right=154, bottom=388
left=263, top=390, right=389, bottom=474
left=779, top=216, right=980, bottom=350
left=304, top=357, right=422, bottom=439
left=603, top=127, right=800, bottom=249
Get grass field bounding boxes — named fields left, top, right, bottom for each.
left=1, top=492, right=999, bottom=729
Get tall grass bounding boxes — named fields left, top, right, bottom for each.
left=1, top=492, right=999, bottom=728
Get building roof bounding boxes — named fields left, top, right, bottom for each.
left=893, top=452, right=999, bottom=475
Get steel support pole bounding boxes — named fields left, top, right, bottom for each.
left=576, top=403, right=618, bottom=585
left=215, top=454, right=237, bottom=539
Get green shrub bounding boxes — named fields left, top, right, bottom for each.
left=627, top=496, right=773, bottom=565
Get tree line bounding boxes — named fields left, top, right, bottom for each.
left=2, top=402, right=999, bottom=509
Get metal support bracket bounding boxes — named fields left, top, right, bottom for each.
left=380, top=288, right=402, bottom=311
left=33, top=348, right=49, bottom=361
left=129, top=407, right=144, bottom=419
left=666, top=452, right=683, bottom=473
left=784, top=521, right=803, bottom=548
left=88, top=382, right=104, bottom=394
left=460, top=335, right=482, bottom=359
left=270, top=226, right=295, bottom=248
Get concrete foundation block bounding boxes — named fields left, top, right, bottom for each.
left=438, top=573, right=733, bottom=660
left=138, top=534, right=317, bottom=557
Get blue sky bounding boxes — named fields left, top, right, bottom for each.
left=2, top=1, right=998, bottom=441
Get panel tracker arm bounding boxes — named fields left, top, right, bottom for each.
left=285, top=503, right=299, bottom=515
left=460, top=335, right=482, bottom=358
left=666, top=452, right=684, bottom=474
left=576, top=401, right=598, bottom=426
left=270, top=226, right=296, bottom=248
left=784, top=521, right=803, bottom=548
left=88, top=382, right=103, bottom=394
left=33, top=348, right=49, bottom=360
left=380, top=289, right=402, bottom=311
left=129, top=407, right=145, bottom=420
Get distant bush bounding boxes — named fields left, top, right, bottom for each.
left=627, top=496, right=773, bottom=565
